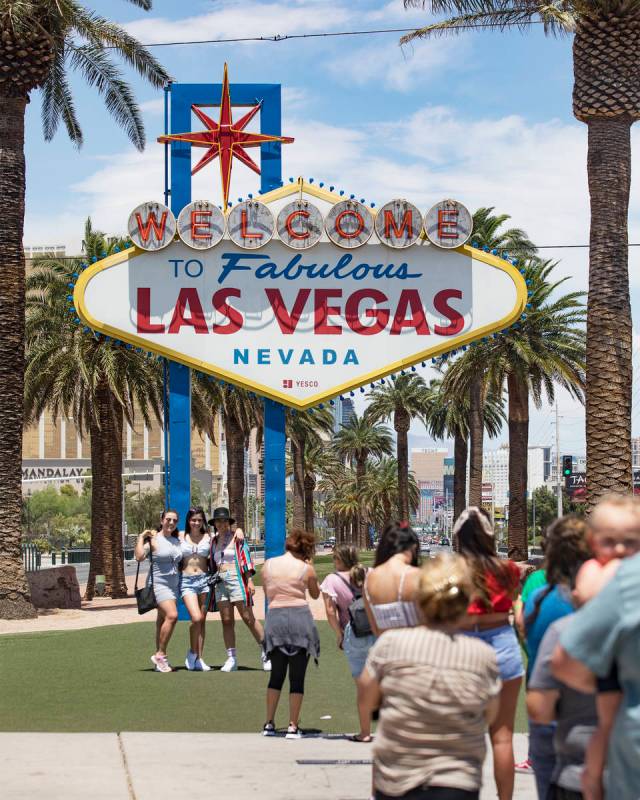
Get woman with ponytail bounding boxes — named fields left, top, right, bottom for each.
left=321, top=544, right=376, bottom=742
left=454, top=507, right=524, bottom=800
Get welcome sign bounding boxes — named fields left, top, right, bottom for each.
left=74, top=181, right=526, bottom=409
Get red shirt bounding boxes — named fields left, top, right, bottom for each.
left=467, top=560, right=520, bottom=615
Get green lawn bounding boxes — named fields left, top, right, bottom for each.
left=0, top=620, right=528, bottom=733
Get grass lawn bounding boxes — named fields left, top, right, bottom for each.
left=0, top=620, right=528, bottom=734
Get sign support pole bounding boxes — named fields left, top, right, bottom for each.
left=165, top=80, right=287, bottom=560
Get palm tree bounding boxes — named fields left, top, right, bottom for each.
left=366, top=372, right=431, bottom=521
left=25, top=220, right=163, bottom=598
left=446, top=259, right=586, bottom=559
left=325, top=469, right=360, bottom=545
left=470, top=208, right=537, bottom=260
left=285, top=408, right=334, bottom=530
left=192, top=377, right=261, bottom=531
left=403, top=1, right=635, bottom=506
left=333, top=414, right=393, bottom=547
left=362, top=457, right=420, bottom=531
left=426, top=377, right=505, bottom=521
left=302, top=440, right=339, bottom=535
left=0, top=3, right=169, bottom=617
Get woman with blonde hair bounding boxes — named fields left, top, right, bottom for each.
left=321, top=544, right=376, bottom=742
left=360, top=553, right=501, bottom=799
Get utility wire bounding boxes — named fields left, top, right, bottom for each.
left=122, top=21, right=544, bottom=48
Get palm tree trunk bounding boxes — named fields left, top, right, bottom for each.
left=468, top=375, right=485, bottom=507
left=356, top=457, right=368, bottom=549
left=86, top=382, right=127, bottom=599
left=585, top=117, right=633, bottom=507
left=226, top=412, right=246, bottom=530
left=0, top=95, right=36, bottom=618
left=507, top=374, right=529, bottom=561
left=304, top=474, right=315, bottom=534
left=291, top=439, right=306, bottom=529
left=453, top=430, right=468, bottom=523
left=395, top=409, right=410, bottom=522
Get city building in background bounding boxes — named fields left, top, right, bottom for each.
left=340, top=397, right=356, bottom=428
left=482, top=444, right=550, bottom=508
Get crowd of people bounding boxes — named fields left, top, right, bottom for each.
left=134, top=494, right=640, bottom=800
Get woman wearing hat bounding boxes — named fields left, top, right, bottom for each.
left=208, top=507, right=271, bottom=673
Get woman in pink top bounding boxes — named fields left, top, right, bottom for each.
left=321, top=544, right=376, bottom=742
left=262, top=528, right=320, bottom=739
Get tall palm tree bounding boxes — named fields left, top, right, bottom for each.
left=470, top=208, right=537, bottom=259
left=366, top=373, right=431, bottom=521
left=426, top=377, right=505, bottom=521
left=325, top=469, right=360, bottom=545
left=285, top=408, right=334, bottom=530
left=25, top=220, right=163, bottom=598
left=447, top=259, right=586, bottom=559
left=302, top=441, right=339, bottom=535
left=333, top=414, right=393, bottom=547
left=403, top=1, right=635, bottom=506
left=0, top=2, right=169, bottom=617
left=361, top=457, right=420, bottom=531
left=192, top=377, right=261, bottom=531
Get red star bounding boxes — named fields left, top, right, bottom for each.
left=158, top=63, right=294, bottom=210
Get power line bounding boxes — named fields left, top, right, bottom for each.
left=121, top=21, right=544, bottom=49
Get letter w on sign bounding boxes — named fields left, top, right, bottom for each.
left=136, top=211, right=169, bottom=244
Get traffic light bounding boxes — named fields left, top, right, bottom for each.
left=562, top=455, right=573, bottom=478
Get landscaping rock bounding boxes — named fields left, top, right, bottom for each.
left=27, top=566, right=81, bottom=609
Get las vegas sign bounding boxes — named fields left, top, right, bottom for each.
left=74, top=180, right=527, bottom=409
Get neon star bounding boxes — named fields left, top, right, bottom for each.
left=158, top=63, right=294, bottom=210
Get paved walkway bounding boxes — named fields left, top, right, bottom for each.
left=0, top=733, right=535, bottom=800
left=0, top=572, right=328, bottom=636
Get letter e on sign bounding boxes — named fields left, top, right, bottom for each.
left=227, top=201, right=274, bottom=249
left=128, top=201, right=176, bottom=251
left=375, top=199, right=423, bottom=249
left=277, top=201, right=323, bottom=250
left=424, top=200, right=472, bottom=249
left=177, top=201, right=225, bottom=250
left=325, top=200, right=373, bottom=249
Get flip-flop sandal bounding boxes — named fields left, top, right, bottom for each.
left=348, top=734, right=373, bottom=743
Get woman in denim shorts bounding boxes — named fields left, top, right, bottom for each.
left=321, top=545, right=376, bottom=743
left=209, top=507, right=270, bottom=673
left=455, top=507, right=525, bottom=800
left=179, top=507, right=213, bottom=672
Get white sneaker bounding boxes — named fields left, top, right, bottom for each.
left=151, top=654, right=172, bottom=673
left=285, top=724, right=302, bottom=740
left=185, top=650, right=197, bottom=671
left=261, top=651, right=272, bottom=672
left=195, top=657, right=211, bottom=672
left=220, top=656, right=238, bottom=672
left=262, top=721, right=276, bottom=737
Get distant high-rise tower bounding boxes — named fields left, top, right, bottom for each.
left=341, top=397, right=356, bottom=427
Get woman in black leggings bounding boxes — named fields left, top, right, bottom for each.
left=261, top=528, right=320, bottom=739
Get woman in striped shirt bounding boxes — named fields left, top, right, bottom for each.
left=360, top=553, right=501, bottom=800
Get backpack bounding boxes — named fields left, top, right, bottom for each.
left=334, top=572, right=373, bottom=638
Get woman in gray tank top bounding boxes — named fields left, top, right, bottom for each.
left=134, top=509, right=182, bottom=673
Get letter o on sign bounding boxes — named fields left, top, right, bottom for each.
left=227, top=200, right=275, bottom=249
left=375, top=199, right=423, bottom=249
left=177, top=201, right=225, bottom=249
left=325, top=200, right=373, bottom=249
left=277, top=201, right=324, bottom=250
left=424, top=199, right=472, bottom=249
left=128, top=201, right=176, bottom=251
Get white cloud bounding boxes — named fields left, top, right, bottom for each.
left=139, top=98, right=165, bottom=115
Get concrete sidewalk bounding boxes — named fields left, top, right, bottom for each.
left=0, top=733, right=535, bottom=799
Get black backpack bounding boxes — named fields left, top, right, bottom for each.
left=334, top=572, right=373, bottom=638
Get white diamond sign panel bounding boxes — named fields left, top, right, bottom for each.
left=75, top=183, right=526, bottom=409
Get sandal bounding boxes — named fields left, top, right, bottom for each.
left=348, top=734, right=373, bottom=743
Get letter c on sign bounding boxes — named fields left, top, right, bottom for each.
left=287, top=210, right=310, bottom=240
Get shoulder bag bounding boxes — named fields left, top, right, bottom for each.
left=134, top=541, right=157, bottom=615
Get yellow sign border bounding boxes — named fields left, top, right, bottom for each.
left=75, top=181, right=527, bottom=410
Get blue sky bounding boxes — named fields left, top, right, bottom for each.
left=22, top=0, right=640, bottom=457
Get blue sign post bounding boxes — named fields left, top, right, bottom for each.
left=165, top=80, right=286, bottom=559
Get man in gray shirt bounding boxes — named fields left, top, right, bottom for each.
left=527, top=616, right=597, bottom=799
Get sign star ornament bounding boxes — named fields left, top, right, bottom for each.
left=158, top=63, right=294, bottom=210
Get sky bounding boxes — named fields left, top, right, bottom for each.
left=22, top=0, right=640, bottom=458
